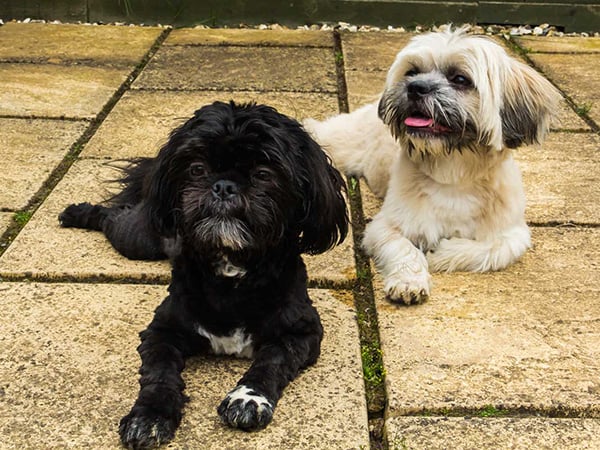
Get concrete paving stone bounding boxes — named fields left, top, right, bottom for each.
left=166, top=28, right=333, bottom=47
left=81, top=90, right=339, bottom=159
left=340, top=31, right=413, bottom=72
left=132, top=46, right=337, bottom=93
left=0, top=63, right=129, bottom=119
left=0, top=213, right=14, bottom=235
left=345, top=70, right=386, bottom=112
left=0, top=283, right=369, bottom=449
left=517, top=132, right=600, bottom=224
left=0, top=118, right=89, bottom=210
left=0, top=22, right=162, bottom=66
left=515, top=35, right=600, bottom=54
left=386, top=417, right=600, bottom=450
left=528, top=53, right=600, bottom=126
left=356, top=132, right=599, bottom=225
left=0, top=159, right=356, bottom=286
left=375, top=226, right=600, bottom=417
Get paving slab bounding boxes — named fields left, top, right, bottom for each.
left=375, top=226, right=600, bottom=418
left=0, top=63, right=129, bottom=119
left=340, top=31, right=413, bottom=72
left=514, top=35, right=600, bottom=54
left=0, top=118, right=89, bottom=210
left=528, top=53, right=600, bottom=126
left=0, top=213, right=14, bottom=235
left=0, top=159, right=355, bottom=286
left=81, top=90, right=339, bottom=159
left=165, top=28, right=333, bottom=47
left=386, top=417, right=600, bottom=450
left=516, top=132, right=600, bottom=224
left=0, top=283, right=369, bottom=449
left=0, top=22, right=162, bottom=66
left=357, top=132, right=599, bottom=225
left=133, top=46, right=337, bottom=93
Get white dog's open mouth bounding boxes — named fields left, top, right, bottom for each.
left=404, top=115, right=452, bottom=134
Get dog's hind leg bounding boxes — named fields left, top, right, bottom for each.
left=59, top=202, right=167, bottom=260
left=58, top=202, right=109, bottom=231
left=426, top=225, right=531, bottom=272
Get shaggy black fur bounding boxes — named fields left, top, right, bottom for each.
left=59, top=101, right=348, bottom=449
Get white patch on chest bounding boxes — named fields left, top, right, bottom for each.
left=197, top=325, right=254, bottom=358
left=214, top=254, right=247, bottom=278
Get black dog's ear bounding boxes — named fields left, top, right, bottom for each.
left=297, top=132, right=349, bottom=255
left=142, top=140, right=183, bottom=237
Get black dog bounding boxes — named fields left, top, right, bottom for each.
left=59, top=101, right=348, bottom=449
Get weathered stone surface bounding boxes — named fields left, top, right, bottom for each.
left=376, top=227, right=600, bottom=417
left=81, top=90, right=339, bottom=159
left=517, top=132, right=600, bottom=224
left=0, top=283, right=368, bottom=449
left=0, top=118, right=88, bottom=210
left=0, top=63, right=128, bottom=119
left=166, top=28, right=333, bottom=47
left=528, top=53, right=600, bottom=126
left=0, top=22, right=161, bottom=66
left=132, top=46, right=337, bottom=93
left=0, top=213, right=13, bottom=235
left=0, top=159, right=355, bottom=286
left=515, top=36, right=600, bottom=54
left=340, top=31, right=412, bottom=72
left=386, top=417, right=600, bottom=450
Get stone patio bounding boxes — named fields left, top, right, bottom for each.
left=0, top=22, right=598, bottom=449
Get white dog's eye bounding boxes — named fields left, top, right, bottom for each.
left=405, top=68, right=419, bottom=77
left=189, top=163, right=207, bottom=178
left=450, top=74, right=472, bottom=87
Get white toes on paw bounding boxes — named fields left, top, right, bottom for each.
left=384, top=268, right=432, bottom=305
left=217, top=385, right=274, bottom=431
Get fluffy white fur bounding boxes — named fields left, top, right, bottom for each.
left=305, top=28, right=560, bottom=304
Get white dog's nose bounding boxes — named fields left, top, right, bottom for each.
left=407, top=79, right=434, bottom=98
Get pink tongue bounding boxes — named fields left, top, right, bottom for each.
left=405, top=117, right=433, bottom=127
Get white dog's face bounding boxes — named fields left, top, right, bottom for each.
left=378, top=29, right=560, bottom=157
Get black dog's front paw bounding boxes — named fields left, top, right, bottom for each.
left=58, top=202, right=95, bottom=228
left=119, top=409, right=177, bottom=450
left=217, top=384, right=274, bottom=431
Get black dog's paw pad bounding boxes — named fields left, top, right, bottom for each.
left=217, top=385, right=274, bottom=431
left=58, top=202, right=94, bottom=228
left=119, top=413, right=176, bottom=450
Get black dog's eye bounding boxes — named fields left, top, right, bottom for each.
left=251, top=167, right=273, bottom=183
left=450, top=73, right=472, bottom=87
left=189, top=163, right=207, bottom=178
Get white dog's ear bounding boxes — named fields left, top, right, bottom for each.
left=500, top=59, right=561, bottom=148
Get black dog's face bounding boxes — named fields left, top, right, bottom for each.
left=146, top=101, right=348, bottom=260
left=178, top=139, right=296, bottom=254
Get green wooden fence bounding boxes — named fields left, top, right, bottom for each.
left=0, top=0, right=598, bottom=32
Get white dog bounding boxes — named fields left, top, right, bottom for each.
left=305, top=28, right=560, bottom=304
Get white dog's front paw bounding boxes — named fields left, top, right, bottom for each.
left=217, top=384, right=274, bottom=431
left=383, top=263, right=432, bottom=305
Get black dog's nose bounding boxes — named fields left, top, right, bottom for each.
left=212, top=179, right=239, bottom=200
left=407, top=80, right=434, bottom=99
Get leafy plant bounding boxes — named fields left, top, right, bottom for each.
left=13, top=211, right=32, bottom=227
left=575, top=102, right=593, bottom=116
